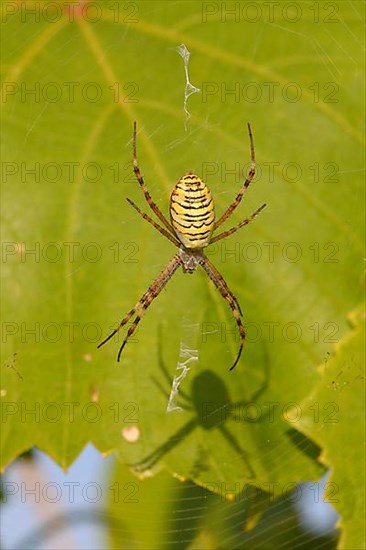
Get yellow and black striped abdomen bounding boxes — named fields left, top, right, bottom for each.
left=170, top=173, right=215, bottom=249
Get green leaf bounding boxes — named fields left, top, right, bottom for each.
left=295, top=306, right=366, bottom=550
left=1, top=1, right=364, bottom=542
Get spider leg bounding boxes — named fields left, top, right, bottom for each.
left=211, top=203, right=266, bottom=244
left=200, top=257, right=245, bottom=371
left=133, top=121, right=175, bottom=236
left=214, top=122, right=256, bottom=230
left=98, top=253, right=181, bottom=360
left=126, top=198, right=180, bottom=247
left=202, top=256, right=243, bottom=316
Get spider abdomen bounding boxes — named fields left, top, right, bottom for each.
left=170, top=173, right=215, bottom=249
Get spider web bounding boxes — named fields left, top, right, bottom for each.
left=166, top=316, right=199, bottom=412
left=174, top=43, right=201, bottom=130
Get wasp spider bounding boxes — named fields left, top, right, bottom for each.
left=98, top=122, right=266, bottom=370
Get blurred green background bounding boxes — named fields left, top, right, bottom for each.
left=1, top=1, right=364, bottom=548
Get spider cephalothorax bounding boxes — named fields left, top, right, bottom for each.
left=98, top=122, right=266, bottom=370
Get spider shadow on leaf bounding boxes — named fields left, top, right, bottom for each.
left=130, top=333, right=271, bottom=479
